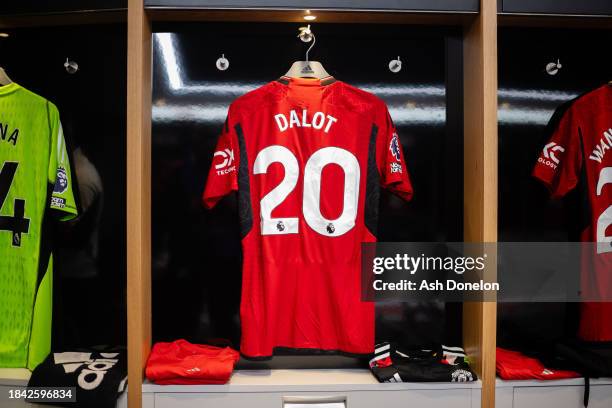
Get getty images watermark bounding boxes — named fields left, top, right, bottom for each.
left=361, top=242, right=498, bottom=302
left=371, top=252, right=498, bottom=292
left=361, top=242, right=612, bottom=303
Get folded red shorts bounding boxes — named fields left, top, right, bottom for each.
left=146, top=339, right=240, bottom=385
left=496, top=347, right=580, bottom=380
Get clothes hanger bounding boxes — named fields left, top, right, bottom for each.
left=284, top=26, right=330, bottom=79
left=0, top=66, right=13, bottom=86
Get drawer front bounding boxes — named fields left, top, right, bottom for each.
left=155, top=389, right=474, bottom=408
left=347, top=390, right=473, bottom=408
left=514, top=385, right=612, bottom=408
left=495, top=387, right=513, bottom=408
left=156, top=392, right=281, bottom=408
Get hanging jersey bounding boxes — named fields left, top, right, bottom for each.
left=532, top=84, right=612, bottom=341
left=0, top=83, right=77, bottom=369
left=203, top=77, right=413, bottom=358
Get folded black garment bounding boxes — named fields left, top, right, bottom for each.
left=369, top=342, right=477, bottom=383
left=27, top=346, right=126, bottom=408
left=555, top=340, right=612, bottom=378
left=554, top=341, right=612, bottom=408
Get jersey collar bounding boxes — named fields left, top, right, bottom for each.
left=277, top=76, right=337, bottom=87
left=0, top=82, right=20, bottom=95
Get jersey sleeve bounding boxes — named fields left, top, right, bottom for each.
left=376, top=106, right=414, bottom=201
left=202, top=113, right=240, bottom=209
left=532, top=107, right=583, bottom=199
left=47, top=103, right=78, bottom=220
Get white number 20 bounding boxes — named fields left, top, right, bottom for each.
left=596, top=167, right=612, bottom=254
left=253, top=146, right=360, bottom=237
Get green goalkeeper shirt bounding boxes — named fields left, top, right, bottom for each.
left=0, top=83, right=77, bottom=369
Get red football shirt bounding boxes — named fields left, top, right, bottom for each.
left=532, top=84, right=612, bottom=341
left=146, top=340, right=239, bottom=384
left=496, top=348, right=579, bottom=380
left=203, top=76, right=413, bottom=358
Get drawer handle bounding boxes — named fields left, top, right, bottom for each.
left=283, top=395, right=347, bottom=407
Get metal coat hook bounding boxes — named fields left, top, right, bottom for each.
left=545, top=59, right=562, bottom=76
left=64, top=58, right=79, bottom=74
left=298, top=25, right=315, bottom=62
left=389, top=56, right=402, bottom=73
left=216, top=54, right=229, bottom=71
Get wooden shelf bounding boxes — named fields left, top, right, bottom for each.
left=498, top=0, right=612, bottom=17
left=148, top=9, right=475, bottom=25
left=143, top=0, right=479, bottom=13
left=498, top=13, right=612, bottom=28
left=496, top=378, right=612, bottom=388
left=142, top=369, right=483, bottom=393
left=0, top=0, right=126, bottom=27
left=0, top=11, right=126, bottom=28
left=0, top=0, right=125, bottom=16
left=0, top=369, right=30, bottom=386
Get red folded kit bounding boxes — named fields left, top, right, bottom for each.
left=146, top=339, right=240, bottom=385
left=496, top=347, right=580, bottom=380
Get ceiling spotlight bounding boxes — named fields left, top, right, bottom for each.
left=303, top=10, right=317, bottom=21
left=0, top=33, right=9, bottom=38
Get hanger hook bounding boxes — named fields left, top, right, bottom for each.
left=305, top=33, right=316, bottom=62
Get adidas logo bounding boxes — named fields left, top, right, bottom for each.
left=54, top=352, right=119, bottom=390
left=301, top=64, right=314, bottom=74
